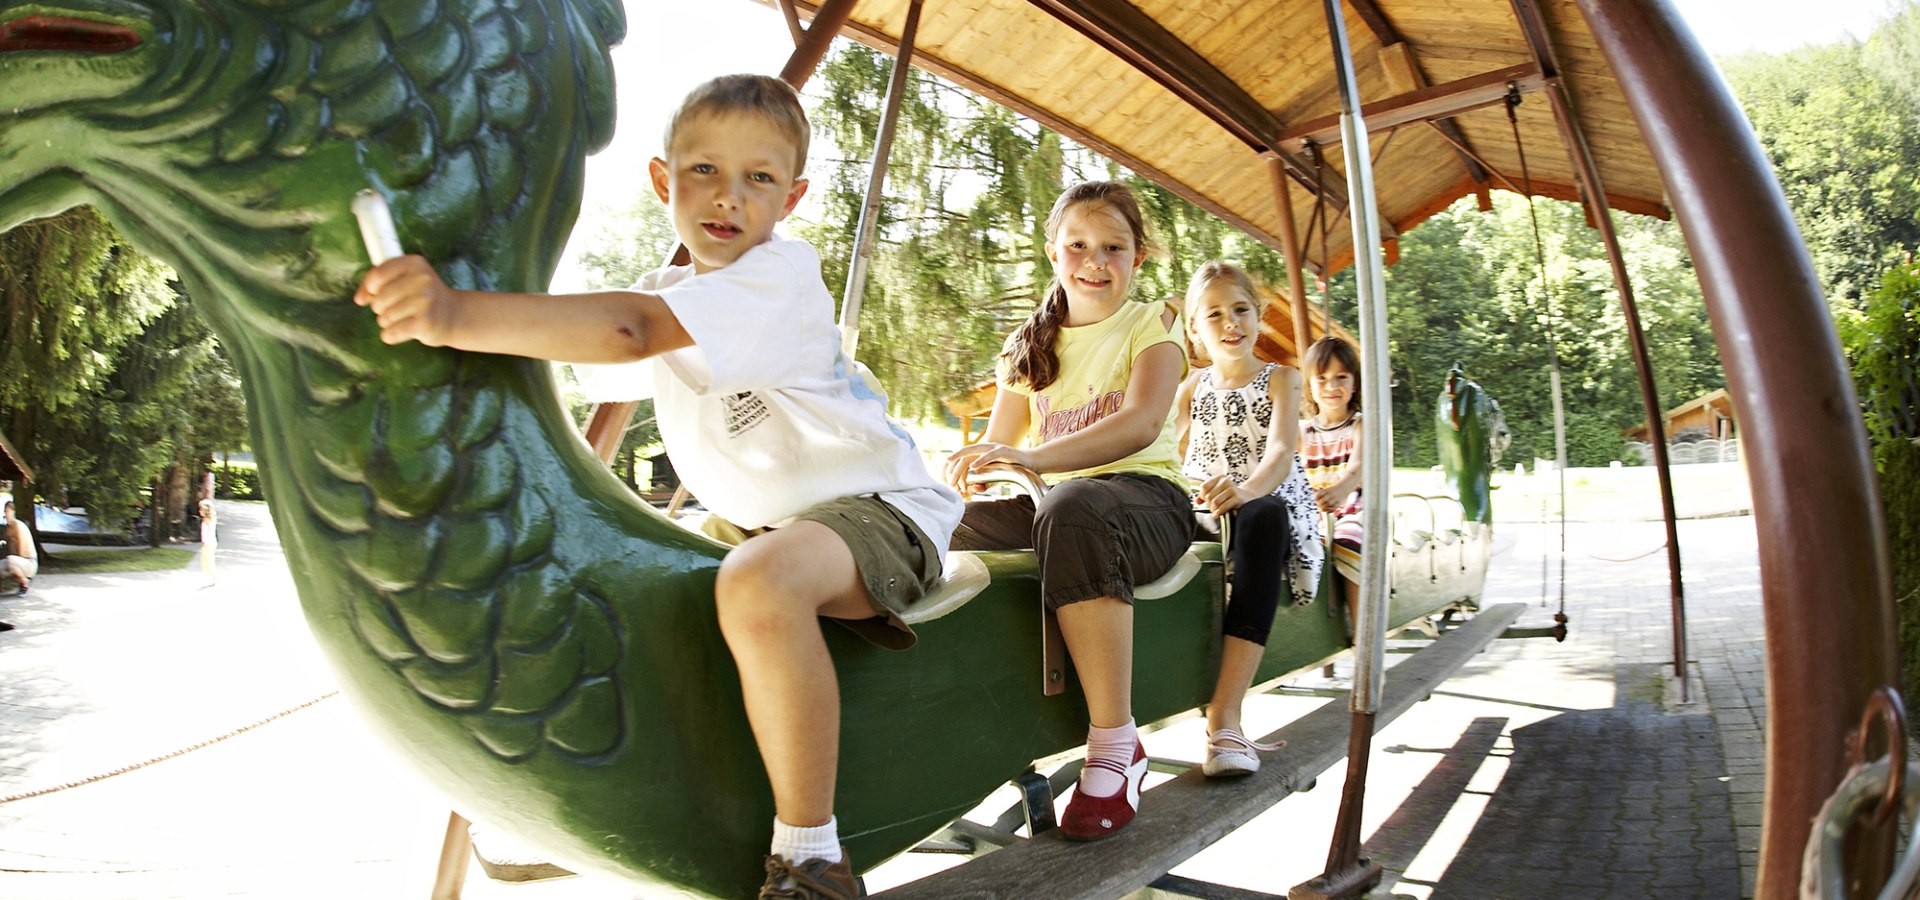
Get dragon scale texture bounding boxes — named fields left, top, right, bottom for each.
left=0, top=1, right=791, bottom=893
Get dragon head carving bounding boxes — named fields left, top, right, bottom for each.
left=0, top=0, right=623, bottom=330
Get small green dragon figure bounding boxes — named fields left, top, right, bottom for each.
left=1437, top=365, right=1510, bottom=527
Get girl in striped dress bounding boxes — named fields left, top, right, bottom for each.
left=1300, top=337, right=1364, bottom=620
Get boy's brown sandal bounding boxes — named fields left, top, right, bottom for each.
left=758, top=849, right=863, bottom=899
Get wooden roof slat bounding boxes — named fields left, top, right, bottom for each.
left=0, top=430, right=32, bottom=483
left=1278, top=61, right=1546, bottom=152
left=757, top=0, right=1671, bottom=278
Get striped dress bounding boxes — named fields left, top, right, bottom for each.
left=1300, top=412, right=1363, bottom=579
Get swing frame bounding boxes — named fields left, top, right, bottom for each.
left=579, top=1, right=1898, bottom=896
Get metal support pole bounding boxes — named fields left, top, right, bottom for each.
left=777, top=0, right=859, bottom=87
left=585, top=0, right=861, bottom=464
left=839, top=0, right=923, bottom=359
left=775, top=0, right=805, bottom=45
left=430, top=812, right=473, bottom=900
left=1508, top=0, right=1689, bottom=703
left=1293, top=3, right=1390, bottom=896
left=1268, top=156, right=1318, bottom=361
left=1577, top=1, right=1896, bottom=896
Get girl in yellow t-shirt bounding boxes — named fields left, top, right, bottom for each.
left=944, top=181, right=1190, bottom=842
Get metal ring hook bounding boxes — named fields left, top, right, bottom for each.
left=1849, top=686, right=1908, bottom=829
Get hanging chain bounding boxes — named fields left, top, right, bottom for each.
left=1310, top=142, right=1335, bottom=324
left=1506, top=86, right=1570, bottom=622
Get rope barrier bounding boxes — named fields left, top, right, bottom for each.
left=1590, top=541, right=1671, bottom=563
left=0, top=691, right=339, bottom=805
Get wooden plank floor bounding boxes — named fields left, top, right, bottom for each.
left=876, top=602, right=1528, bottom=900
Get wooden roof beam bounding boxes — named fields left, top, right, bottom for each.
left=1346, top=0, right=1406, bottom=44
left=1021, top=0, right=1398, bottom=240
left=1022, top=0, right=1283, bottom=152
left=1277, top=62, right=1547, bottom=153
left=1379, top=42, right=1493, bottom=188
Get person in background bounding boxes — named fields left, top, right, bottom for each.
left=5, top=500, right=37, bottom=597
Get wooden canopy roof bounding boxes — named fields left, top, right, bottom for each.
left=761, top=0, right=1671, bottom=278
left=0, top=430, right=30, bottom=484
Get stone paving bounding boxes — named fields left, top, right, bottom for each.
left=0, top=468, right=1783, bottom=899
left=1451, top=515, right=1767, bottom=899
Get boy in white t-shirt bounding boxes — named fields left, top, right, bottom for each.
left=355, top=74, right=961, bottom=900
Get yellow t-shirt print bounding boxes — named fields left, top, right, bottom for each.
left=998, top=300, right=1189, bottom=488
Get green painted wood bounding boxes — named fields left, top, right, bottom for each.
left=0, top=7, right=1512, bottom=896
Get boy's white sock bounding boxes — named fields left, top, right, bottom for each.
left=770, top=816, right=842, bottom=864
left=1079, top=719, right=1139, bottom=797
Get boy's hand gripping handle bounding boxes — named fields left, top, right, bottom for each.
left=351, top=190, right=404, bottom=265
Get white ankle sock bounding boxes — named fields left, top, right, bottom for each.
left=1079, top=719, right=1139, bottom=797
left=770, top=816, right=841, bottom=865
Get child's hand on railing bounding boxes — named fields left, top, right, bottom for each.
left=1195, top=474, right=1255, bottom=514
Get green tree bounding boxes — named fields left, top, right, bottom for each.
left=1723, top=34, right=1920, bottom=306
left=1836, top=259, right=1920, bottom=718
left=0, top=207, right=178, bottom=533
left=574, top=195, right=678, bottom=291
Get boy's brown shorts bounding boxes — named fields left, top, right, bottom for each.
left=702, top=495, right=942, bottom=651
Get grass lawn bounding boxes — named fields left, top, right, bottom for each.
left=42, top=547, right=196, bottom=573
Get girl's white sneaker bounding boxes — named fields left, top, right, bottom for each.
left=1203, top=728, right=1283, bottom=778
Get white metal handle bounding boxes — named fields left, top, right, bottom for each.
left=351, top=190, right=404, bottom=265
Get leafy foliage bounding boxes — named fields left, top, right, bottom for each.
left=1838, top=259, right=1920, bottom=711
left=0, top=208, right=245, bottom=533
left=1722, top=18, right=1920, bottom=306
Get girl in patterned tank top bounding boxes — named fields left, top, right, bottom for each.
left=1301, top=336, right=1365, bottom=623
left=1174, top=262, right=1323, bottom=778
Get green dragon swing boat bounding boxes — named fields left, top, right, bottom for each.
left=0, top=1, right=1600, bottom=896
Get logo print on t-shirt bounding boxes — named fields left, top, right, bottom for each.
left=723, top=391, right=771, bottom=436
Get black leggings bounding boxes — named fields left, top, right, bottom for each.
left=1199, top=494, right=1293, bottom=646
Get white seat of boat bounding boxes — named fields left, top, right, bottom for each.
left=901, top=548, right=1208, bottom=626
left=901, top=465, right=1209, bottom=626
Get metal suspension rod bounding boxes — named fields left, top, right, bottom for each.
left=1508, top=3, right=1691, bottom=698
left=1504, top=93, right=1570, bottom=626
left=839, top=0, right=924, bottom=358
left=1320, top=0, right=1392, bottom=750
left=1295, top=2, right=1391, bottom=896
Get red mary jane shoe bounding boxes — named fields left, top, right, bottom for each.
left=1060, top=739, right=1147, bottom=841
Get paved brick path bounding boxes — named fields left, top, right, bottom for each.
left=0, top=474, right=1781, bottom=899
left=1400, top=513, right=1766, bottom=899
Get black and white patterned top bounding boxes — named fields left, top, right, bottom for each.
left=1182, top=363, right=1325, bottom=607
left=1185, top=365, right=1278, bottom=484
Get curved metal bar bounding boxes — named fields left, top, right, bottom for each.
left=1576, top=2, right=1899, bottom=896
left=964, top=464, right=1050, bottom=500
